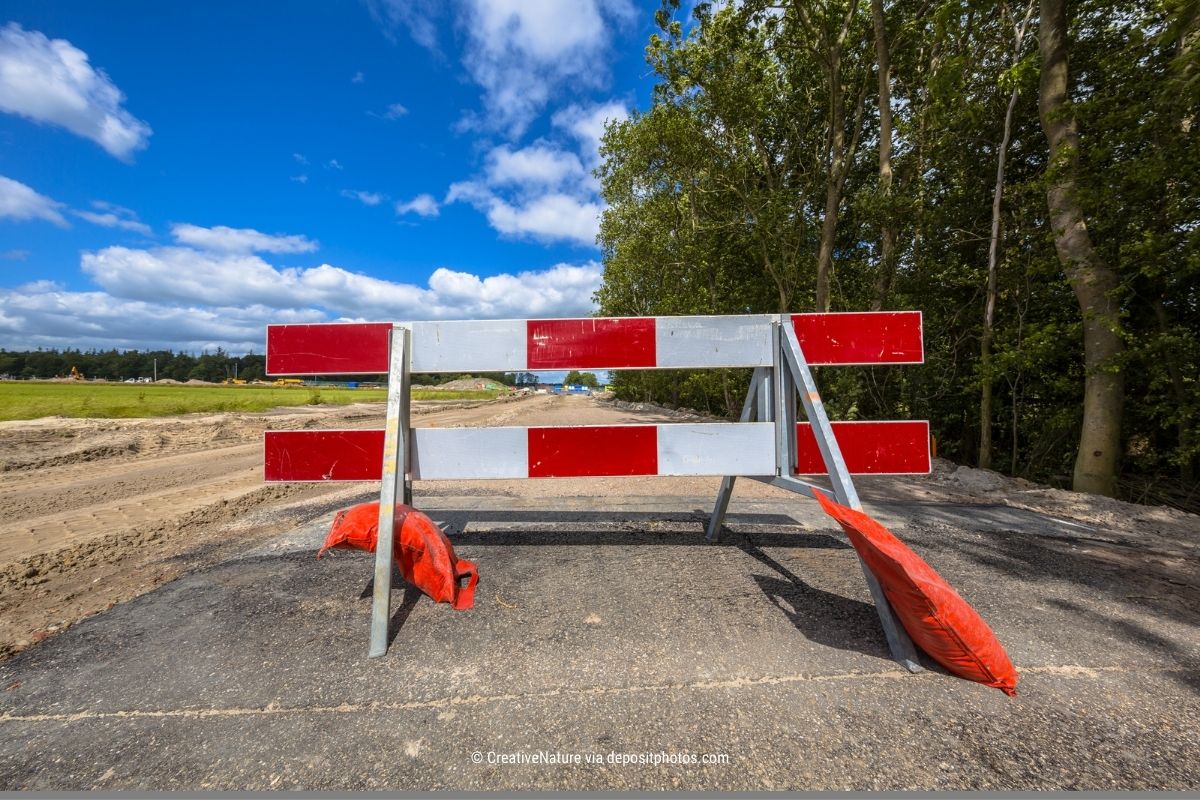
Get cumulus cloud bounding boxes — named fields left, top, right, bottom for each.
left=0, top=284, right=324, bottom=353
left=552, top=100, right=628, bottom=165
left=72, top=200, right=151, bottom=235
left=447, top=181, right=600, bottom=246
left=456, top=0, right=634, bottom=137
left=446, top=138, right=607, bottom=245
left=0, top=23, right=151, bottom=160
left=394, top=194, right=439, bottom=217
left=486, top=144, right=585, bottom=189
left=0, top=174, right=67, bottom=226
left=78, top=243, right=602, bottom=322
left=341, top=189, right=386, bottom=206
left=169, top=223, right=318, bottom=254
left=1, top=249, right=31, bottom=261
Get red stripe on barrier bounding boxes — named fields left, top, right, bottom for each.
left=264, top=430, right=385, bottom=481
left=795, top=421, right=930, bottom=474
left=266, top=323, right=392, bottom=375
left=791, top=311, right=923, bottom=365
left=527, top=426, right=658, bottom=478
left=527, top=318, right=656, bottom=370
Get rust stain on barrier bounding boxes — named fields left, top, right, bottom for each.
left=0, top=664, right=1156, bottom=724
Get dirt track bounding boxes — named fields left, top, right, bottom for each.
left=0, top=395, right=723, bottom=658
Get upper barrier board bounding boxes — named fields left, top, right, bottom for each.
left=266, top=312, right=924, bottom=375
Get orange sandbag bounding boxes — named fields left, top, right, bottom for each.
left=318, top=501, right=478, bottom=610
left=815, top=491, right=1018, bottom=695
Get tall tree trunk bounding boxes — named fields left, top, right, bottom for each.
left=1038, top=0, right=1126, bottom=497
left=816, top=53, right=845, bottom=313
left=870, top=0, right=896, bottom=311
left=980, top=1, right=1035, bottom=470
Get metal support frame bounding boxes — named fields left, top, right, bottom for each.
left=368, top=325, right=410, bottom=658
left=708, top=316, right=922, bottom=673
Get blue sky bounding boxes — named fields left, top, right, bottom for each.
left=0, top=1, right=660, bottom=354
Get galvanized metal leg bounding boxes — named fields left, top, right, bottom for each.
left=368, top=326, right=411, bottom=658
left=707, top=367, right=769, bottom=542
left=779, top=321, right=923, bottom=673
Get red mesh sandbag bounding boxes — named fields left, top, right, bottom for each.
left=815, top=491, right=1018, bottom=695
left=318, top=501, right=478, bottom=610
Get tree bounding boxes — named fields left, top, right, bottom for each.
left=1038, top=0, right=1126, bottom=496
left=979, top=0, right=1036, bottom=469
left=563, top=371, right=600, bottom=388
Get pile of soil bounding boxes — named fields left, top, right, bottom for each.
left=435, top=377, right=506, bottom=391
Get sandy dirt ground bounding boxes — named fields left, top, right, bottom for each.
left=2, top=393, right=1196, bottom=663
left=0, top=396, right=610, bottom=658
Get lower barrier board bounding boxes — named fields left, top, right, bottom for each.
left=264, top=420, right=928, bottom=481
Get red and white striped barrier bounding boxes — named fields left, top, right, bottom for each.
left=263, top=311, right=932, bottom=663
left=265, top=420, right=929, bottom=482
left=263, top=312, right=930, bottom=483
left=266, top=312, right=923, bottom=375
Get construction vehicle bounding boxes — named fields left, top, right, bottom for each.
left=273, top=378, right=304, bottom=387
left=69, top=366, right=84, bottom=381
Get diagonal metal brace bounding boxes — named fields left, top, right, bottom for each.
left=780, top=321, right=923, bottom=673
left=707, top=367, right=770, bottom=542
left=368, top=325, right=411, bottom=658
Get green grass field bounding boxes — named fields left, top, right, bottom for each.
left=0, top=382, right=499, bottom=421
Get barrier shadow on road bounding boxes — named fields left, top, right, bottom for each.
left=737, top=542, right=901, bottom=663
left=423, top=509, right=851, bottom=549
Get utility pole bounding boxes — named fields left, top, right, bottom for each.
left=153, top=358, right=157, bottom=382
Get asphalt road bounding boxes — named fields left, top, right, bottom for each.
left=1, top=491, right=1198, bottom=790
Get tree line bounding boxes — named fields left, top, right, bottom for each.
left=596, top=0, right=1198, bottom=506
left=0, top=348, right=269, bottom=383
left=0, top=348, right=546, bottom=389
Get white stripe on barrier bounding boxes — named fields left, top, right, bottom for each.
left=410, top=427, right=527, bottom=480
left=410, top=320, right=527, bottom=373
left=404, top=423, right=776, bottom=480
left=655, top=315, right=773, bottom=369
left=656, top=423, right=775, bottom=475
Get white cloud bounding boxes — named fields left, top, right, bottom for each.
left=0, top=174, right=67, bottom=226
left=290, top=174, right=308, bottom=184
left=395, top=194, right=439, bottom=217
left=72, top=200, right=151, bottom=235
left=486, top=194, right=602, bottom=245
left=370, top=102, right=407, bottom=120
left=169, top=224, right=318, bottom=255
left=76, top=244, right=601, bottom=322
left=293, top=152, right=308, bottom=165
left=351, top=71, right=365, bottom=84
left=1, top=248, right=30, bottom=261
left=0, top=284, right=324, bottom=353
left=457, top=0, right=634, bottom=137
left=447, top=138, right=608, bottom=245
left=0, top=23, right=151, bottom=160
left=366, top=0, right=444, bottom=51
left=0, top=244, right=604, bottom=351
left=341, top=189, right=386, bottom=206
left=552, top=100, right=628, bottom=164
left=448, top=182, right=600, bottom=245
left=326, top=159, right=344, bottom=170
left=486, top=144, right=585, bottom=189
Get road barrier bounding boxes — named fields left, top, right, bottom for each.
left=265, top=313, right=930, bottom=667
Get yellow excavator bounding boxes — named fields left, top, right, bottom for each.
left=69, top=366, right=84, bottom=381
